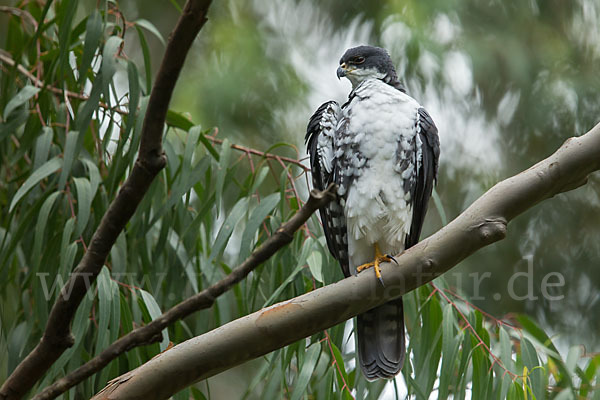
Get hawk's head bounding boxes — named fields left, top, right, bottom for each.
left=337, top=46, right=401, bottom=90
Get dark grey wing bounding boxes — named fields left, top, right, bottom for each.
left=305, top=101, right=335, bottom=190
left=405, top=107, right=440, bottom=248
left=305, top=101, right=350, bottom=276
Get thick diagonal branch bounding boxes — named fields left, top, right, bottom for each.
left=32, top=185, right=335, bottom=400
left=92, top=123, right=600, bottom=400
left=0, top=1, right=212, bottom=399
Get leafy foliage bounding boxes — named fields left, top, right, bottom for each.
left=0, top=1, right=598, bottom=399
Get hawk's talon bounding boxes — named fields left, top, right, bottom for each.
left=356, top=245, right=396, bottom=286
left=356, top=256, right=388, bottom=286
left=385, top=254, right=398, bottom=265
left=377, top=273, right=385, bottom=287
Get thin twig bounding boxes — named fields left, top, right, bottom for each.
left=439, top=285, right=519, bottom=330
left=324, top=330, right=356, bottom=399
left=432, top=283, right=518, bottom=379
left=0, top=6, right=38, bottom=29
left=204, top=135, right=310, bottom=172
left=0, top=52, right=129, bottom=116
left=275, top=155, right=304, bottom=205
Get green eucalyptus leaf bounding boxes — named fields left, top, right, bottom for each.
left=134, top=19, right=166, bottom=46
left=291, top=344, right=321, bottom=400
left=210, top=197, right=249, bottom=263
left=58, top=130, right=79, bottom=190
left=95, top=266, right=113, bottom=356
left=33, top=127, right=53, bottom=170
left=9, top=157, right=62, bottom=212
left=238, top=193, right=280, bottom=264
left=73, top=177, right=92, bottom=236
left=3, top=85, right=40, bottom=120
left=79, top=9, right=103, bottom=85
left=140, top=289, right=169, bottom=351
left=306, top=251, right=323, bottom=283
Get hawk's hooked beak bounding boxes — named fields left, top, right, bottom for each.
left=337, top=63, right=347, bottom=79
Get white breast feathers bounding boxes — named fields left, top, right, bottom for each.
left=340, top=79, right=421, bottom=266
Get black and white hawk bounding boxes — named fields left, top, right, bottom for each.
left=305, top=46, right=440, bottom=380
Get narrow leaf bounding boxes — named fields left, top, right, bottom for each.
left=78, top=9, right=103, bottom=84
left=134, top=19, right=166, bottom=46
left=210, top=197, right=249, bottom=262
left=73, top=177, right=92, bottom=236
left=215, top=138, right=232, bottom=215
left=521, top=337, right=545, bottom=400
left=135, top=26, right=152, bottom=92
left=291, top=344, right=321, bottom=400
left=3, top=85, right=40, bottom=119
left=140, top=289, right=169, bottom=350
left=95, top=266, right=112, bottom=356
left=250, top=166, right=269, bottom=194
left=125, top=60, right=141, bottom=136
left=9, top=157, right=62, bottom=212
left=566, top=346, right=582, bottom=376
left=81, top=158, right=101, bottom=199
left=32, top=192, right=61, bottom=269
left=439, top=304, right=460, bottom=399
left=262, top=265, right=303, bottom=308
left=330, top=341, right=352, bottom=399
left=57, top=0, right=78, bottom=77
left=166, top=109, right=194, bottom=131
left=499, top=327, right=515, bottom=373
left=58, top=131, right=79, bottom=190
left=101, top=36, right=124, bottom=89
left=33, top=127, right=54, bottom=170
left=238, top=193, right=280, bottom=264
left=306, top=251, right=323, bottom=283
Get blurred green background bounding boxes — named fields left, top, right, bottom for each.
left=1, top=0, right=599, bottom=398
left=116, top=0, right=600, bottom=348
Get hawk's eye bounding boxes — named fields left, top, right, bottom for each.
left=354, top=56, right=365, bottom=64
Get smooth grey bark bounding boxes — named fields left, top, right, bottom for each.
left=92, top=123, right=600, bottom=400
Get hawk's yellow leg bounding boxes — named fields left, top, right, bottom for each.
left=356, top=243, right=395, bottom=282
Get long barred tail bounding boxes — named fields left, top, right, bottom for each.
left=356, top=297, right=405, bottom=380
